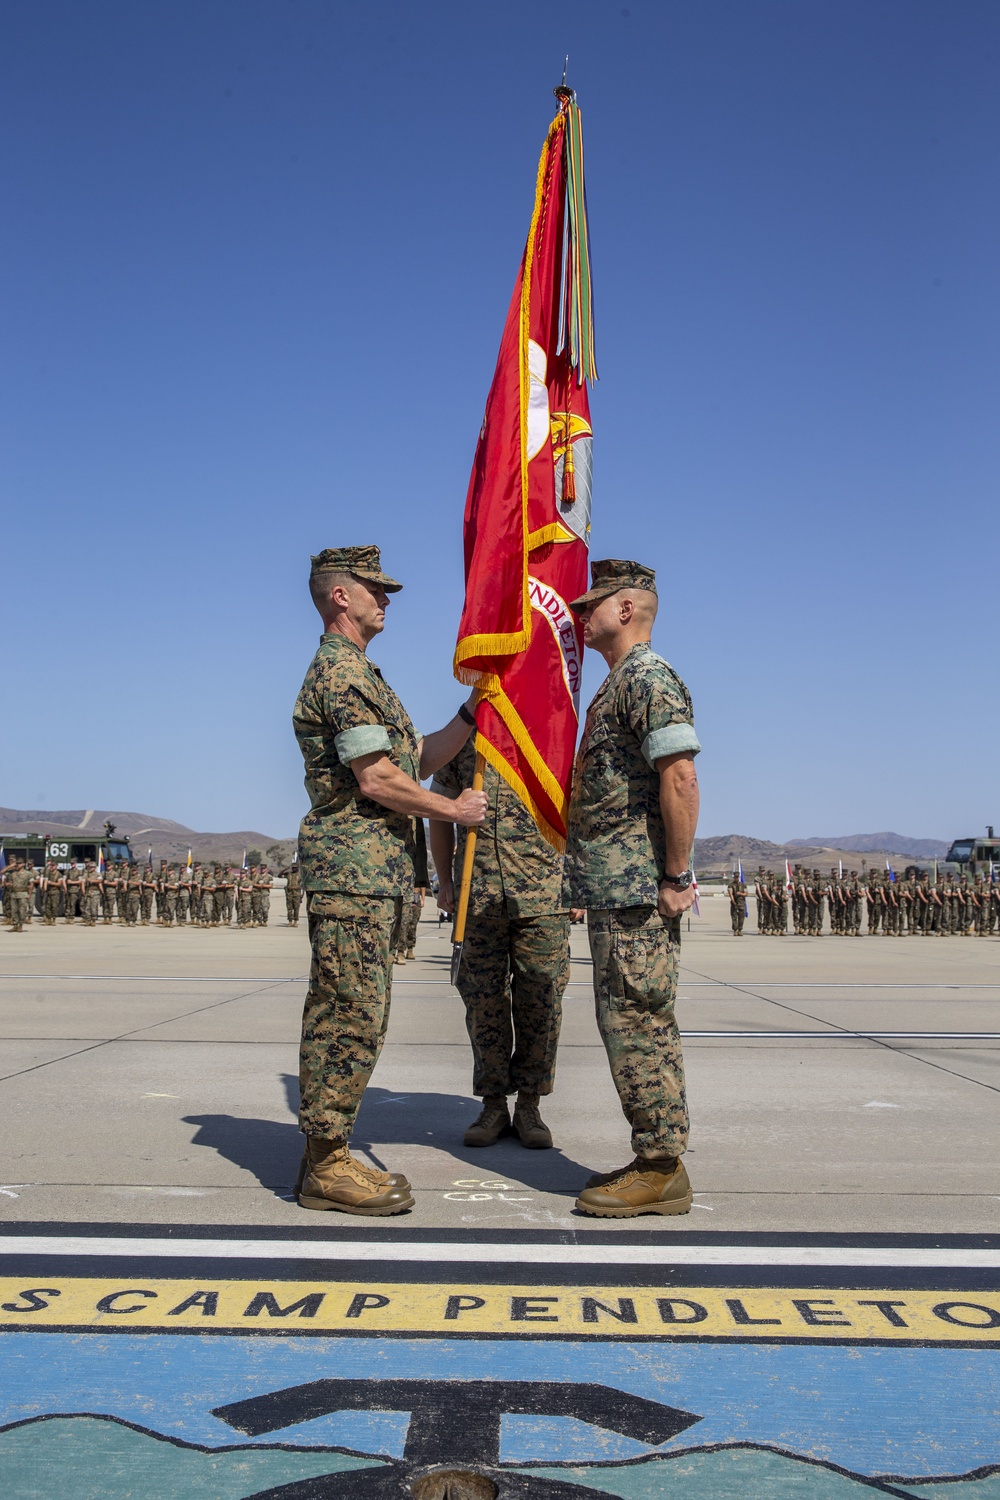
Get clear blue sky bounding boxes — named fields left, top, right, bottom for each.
left=3, top=0, right=997, bottom=841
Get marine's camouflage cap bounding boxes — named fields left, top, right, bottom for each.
left=310, top=545, right=403, bottom=593
left=569, top=558, right=657, bottom=613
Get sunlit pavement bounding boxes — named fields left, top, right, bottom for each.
left=0, top=898, right=997, bottom=1497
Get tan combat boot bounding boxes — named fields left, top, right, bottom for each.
left=575, top=1157, right=692, bottom=1218
left=582, top=1157, right=645, bottom=1189
left=293, top=1149, right=408, bottom=1197
left=298, top=1139, right=414, bottom=1215
left=512, top=1093, right=552, bottom=1149
left=463, top=1095, right=511, bottom=1147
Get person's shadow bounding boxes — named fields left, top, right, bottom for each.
left=185, top=1075, right=591, bottom=1198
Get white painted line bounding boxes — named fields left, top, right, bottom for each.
left=0, top=976, right=997, bottom=990
left=0, top=975, right=307, bottom=984
left=682, top=1031, right=1000, bottom=1040
left=680, top=983, right=1000, bottom=990
left=0, top=1236, right=997, bottom=1268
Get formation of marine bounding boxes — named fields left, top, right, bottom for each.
left=0, top=859, right=303, bottom=932
left=729, top=864, right=999, bottom=937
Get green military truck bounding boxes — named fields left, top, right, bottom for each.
left=945, top=828, right=999, bottom=877
left=0, top=821, right=133, bottom=871
left=1, top=822, right=134, bottom=915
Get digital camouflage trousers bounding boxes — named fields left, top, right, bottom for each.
left=395, top=900, right=420, bottom=954
left=285, top=887, right=302, bottom=922
left=6, top=895, right=31, bottom=931
left=298, top=892, right=400, bottom=1141
left=456, top=911, right=568, bottom=1098
left=587, top=905, right=688, bottom=1161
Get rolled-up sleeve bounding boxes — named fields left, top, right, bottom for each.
left=641, top=722, right=702, bottom=767
left=335, top=724, right=392, bottom=764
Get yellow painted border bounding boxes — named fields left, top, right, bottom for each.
left=1, top=1278, right=997, bottom=1343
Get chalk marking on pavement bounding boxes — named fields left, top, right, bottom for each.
left=1, top=1236, right=997, bottom=1268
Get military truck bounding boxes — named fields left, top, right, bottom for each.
left=945, top=827, right=999, bottom=877
left=0, top=821, right=133, bottom=872
left=0, top=822, right=134, bottom=916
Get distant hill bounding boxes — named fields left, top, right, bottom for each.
left=694, top=834, right=821, bottom=863
left=789, top=832, right=950, bottom=859
left=693, top=832, right=947, bottom=878
left=0, top=807, right=295, bottom=867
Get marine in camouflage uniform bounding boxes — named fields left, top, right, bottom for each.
left=847, top=871, right=862, bottom=935
left=176, top=867, right=192, bottom=925
left=42, top=861, right=64, bottom=924
left=138, top=866, right=155, bottom=925
left=292, top=544, right=485, bottom=1215
left=564, top=559, right=701, bottom=1218
left=728, top=873, right=747, bottom=935
left=122, top=865, right=141, bottom=925
left=754, top=866, right=768, bottom=934
left=64, top=864, right=84, bottom=923
left=431, top=738, right=569, bottom=1148
left=162, top=865, right=179, bottom=925
left=809, top=870, right=825, bottom=935
left=101, top=862, right=118, bottom=923
left=81, top=861, right=103, bottom=925
left=252, top=865, right=272, bottom=927
left=773, top=873, right=788, bottom=935
left=394, top=819, right=427, bottom=961
left=236, top=867, right=254, bottom=926
left=790, top=865, right=805, bottom=935
left=217, top=867, right=235, bottom=926
left=199, top=866, right=216, bottom=927
left=5, top=860, right=34, bottom=932
left=283, top=860, right=303, bottom=926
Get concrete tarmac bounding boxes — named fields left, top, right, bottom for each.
left=0, top=894, right=997, bottom=1233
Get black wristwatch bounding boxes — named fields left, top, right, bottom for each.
left=458, top=703, right=477, bottom=727
left=660, top=870, right=694, bottom=890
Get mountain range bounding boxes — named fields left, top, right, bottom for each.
left=788, top=832, right=950, bottom=858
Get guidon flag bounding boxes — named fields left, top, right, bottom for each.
left=454, top=86, right=597, bottom=849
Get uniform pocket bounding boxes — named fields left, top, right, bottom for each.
left=609, top=916, right=676, bottom=1013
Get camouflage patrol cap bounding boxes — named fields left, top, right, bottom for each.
left=310, top=545, right=402, bottom=593
left=569, top=558, right=657, bottom=613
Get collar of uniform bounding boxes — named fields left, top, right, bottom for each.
left=319, top=632, right=362, bottom=654
left=590, top=640, right=652, bottom=708
left=318, top=632, right=383, bottom=676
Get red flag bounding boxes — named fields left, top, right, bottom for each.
left=454, top=90, right=596, bottom=849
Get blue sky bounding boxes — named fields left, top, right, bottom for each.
left=3, top=0, right=997, bottom=841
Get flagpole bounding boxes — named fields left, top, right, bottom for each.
left=450, top=752, right=486, bottom=985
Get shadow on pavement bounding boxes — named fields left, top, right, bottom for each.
left=184, top=1078, right=590, bottom=1196
left=183, top=1111, right=301, bottom=1193
left=353, top=1086, right=590, bottom=1193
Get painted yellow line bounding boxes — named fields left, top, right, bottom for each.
left=0, top=1279, right=997, bottom=1342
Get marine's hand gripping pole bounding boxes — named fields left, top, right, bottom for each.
left=450, top=751, right=486, bottom=987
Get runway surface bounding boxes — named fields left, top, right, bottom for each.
left=0, top=895, right=997, bottom=1496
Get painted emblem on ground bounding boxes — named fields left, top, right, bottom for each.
left=0, top=1232, right=997, bottom=1499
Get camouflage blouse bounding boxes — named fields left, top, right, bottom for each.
left=564, top=643, right=701, bottom=909
left=432, top=737, right=566, bottom=918
left=293, top=633, right=419, bottom=896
